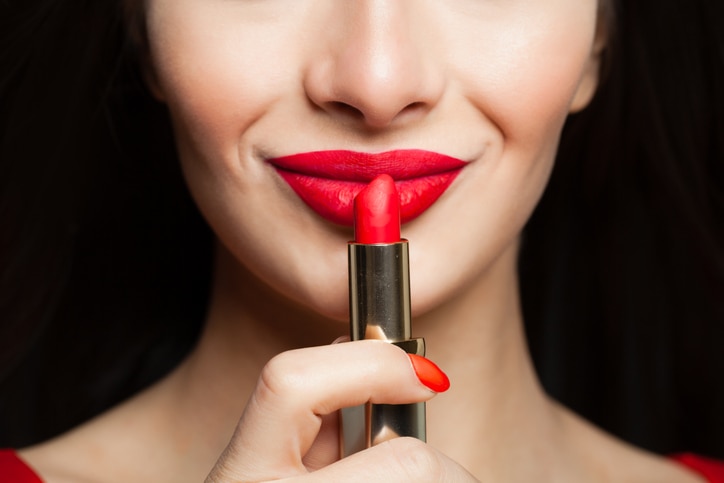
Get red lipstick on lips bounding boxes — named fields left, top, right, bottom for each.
left=341, top=175, right=426, bottom=456
left=270, top=150, right=465, bottom=226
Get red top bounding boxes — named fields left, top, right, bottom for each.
left=673, top=453, right=724, bottom=482
left=2, top=449, right=724, bottom=482
left=0, top=450, right=42, bottom=483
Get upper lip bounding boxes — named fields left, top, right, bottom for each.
left=268, top=149, right=467, bottom=180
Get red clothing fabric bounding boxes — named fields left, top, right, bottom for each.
left=2, top=448, right=724, bottom=482
left=673, top=453, right=724, bottom=482
left=0, top=450, right=42, bottom=483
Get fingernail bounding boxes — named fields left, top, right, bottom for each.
left=331, top=336, right=350, bottom=344
left=408, top=354, right=450, bottom=393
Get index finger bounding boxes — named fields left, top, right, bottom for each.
left=206, top=340, right=446, bottom=482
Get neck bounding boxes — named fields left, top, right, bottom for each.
left=175, top=239, right=569, bottom=479
left=415, top=242, right=565, bottom=478
left=165, top=243, right=345, bottom=449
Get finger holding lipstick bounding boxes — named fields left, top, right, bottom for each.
left=205, top=341, right=451, bottom=483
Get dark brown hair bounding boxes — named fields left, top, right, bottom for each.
left=0, top=0, right=211, bottom=444
left=521, top=0, right=724, bottom=456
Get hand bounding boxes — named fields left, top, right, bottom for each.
left=205, top=339, right=478, bottom=482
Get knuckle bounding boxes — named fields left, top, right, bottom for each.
left=257, top=351, right=305, bottom=403
left=386, top=437, right=444, bottom=481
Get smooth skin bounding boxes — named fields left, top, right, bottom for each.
left=21, top=1, right=703, bottom=481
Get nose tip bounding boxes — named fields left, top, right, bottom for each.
left=303, top=5, right=444, bottom=130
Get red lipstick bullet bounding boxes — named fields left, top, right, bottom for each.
left=341, top=174, right=426, bottom=456
left=353, top=174, right=401, bottom=244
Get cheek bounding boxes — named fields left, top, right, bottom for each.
left=145, top=1, right=302, bottom=167
left=450, top=3, right=597, bottom=149
left=446, top=4, right=598, bottom=226
left=144, top=2, right=353, bottom=319
left=407, top=5, right=598, bottom=309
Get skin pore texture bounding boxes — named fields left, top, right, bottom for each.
left=20, top=1, right=703, bottom=482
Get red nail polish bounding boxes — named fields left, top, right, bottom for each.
left=408, top=354, right=450, bottom=393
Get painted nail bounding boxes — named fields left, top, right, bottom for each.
left=408, top=354, right=451, bottom=393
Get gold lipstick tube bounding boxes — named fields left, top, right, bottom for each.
left=340, top=240, right=426, bottom=457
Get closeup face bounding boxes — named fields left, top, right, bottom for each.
left=142, top=0, right=603, bottom=322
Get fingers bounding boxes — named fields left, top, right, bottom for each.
left=206, top=340, right=448, bottom=482
left=289, top=438, right=480, bottom=483
left=301, top=412, right=339, bottom=471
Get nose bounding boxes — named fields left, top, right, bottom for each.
left=303, top=2, right=445, bottom=130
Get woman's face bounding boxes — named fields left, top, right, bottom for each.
left=144, top=0, right=602, bottom=322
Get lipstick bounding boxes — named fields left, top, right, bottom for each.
left=340, top=174, right=426, bottom=457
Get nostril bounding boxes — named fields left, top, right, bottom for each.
left=328, top=101, right=365, bottom=120
left=402, top=101, right=427, bottom=116
left=388, top=101, right=429, bottom=125
left=324, top=100, right=429, bottom=128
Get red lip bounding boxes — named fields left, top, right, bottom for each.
left=269, top=150, right=466, bottom=226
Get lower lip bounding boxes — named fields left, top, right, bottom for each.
left=275, top=168, right=462, bottom=226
